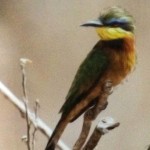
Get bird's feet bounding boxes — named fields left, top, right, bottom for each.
left=103, top=80, right=113, bottom=95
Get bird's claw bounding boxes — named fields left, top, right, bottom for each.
left=103, top=80, right=113, bottom=95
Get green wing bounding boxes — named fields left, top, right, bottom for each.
left=60, top=41, right=108, bottom=115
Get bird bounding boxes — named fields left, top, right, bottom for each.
left=45, top=6, right=136, bottom=150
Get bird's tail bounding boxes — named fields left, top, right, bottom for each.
left=45, top=117, right=68, bottom=150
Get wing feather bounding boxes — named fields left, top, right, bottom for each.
left=60, top=41, right=108, bottom=115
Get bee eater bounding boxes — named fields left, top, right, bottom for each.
left=45, top=7, right=136, bottom=150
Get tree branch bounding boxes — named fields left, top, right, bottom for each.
left=73, top=80, right=113, bottom=150
left=20, top=58, right=32, bottom=150
left=83, top=117, right=120, bottom=150
left=0, top=81, right=70, bottom=150
left=32, top=99, right=40, bottom=150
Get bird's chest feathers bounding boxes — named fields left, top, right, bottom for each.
left=106, top=37, right=136, bottom=84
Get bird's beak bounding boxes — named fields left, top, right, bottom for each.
left=81, top=20, right=103, bottom=27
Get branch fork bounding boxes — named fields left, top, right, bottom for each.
left=73, top=80, right=118, bottom=150
left=0, top=58, right=120, bottom=150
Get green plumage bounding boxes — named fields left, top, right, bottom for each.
left=99, top=7, right=135, bottom=32
left=60, top=41, right=108, bottom=115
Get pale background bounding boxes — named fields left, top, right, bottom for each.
left=0, top=0, right=150, bottom=150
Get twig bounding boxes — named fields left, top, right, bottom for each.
left=32, top=127, right=36, bottom=150
left=83, top=117, right=120, bottom=150
left=20, top=58, right=32, bottom=150
left=73, top=80, right=112, bottom=150
left=0, top=81, right=70, bottom=150
left=32, top=99, right=40, bottom=150
left=73, top=113, right=92, bottom=150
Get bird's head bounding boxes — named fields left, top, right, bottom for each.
left=81, top=7, right=135, bottom=41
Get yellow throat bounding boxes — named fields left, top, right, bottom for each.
left=96, top=27, right=134, bottom=40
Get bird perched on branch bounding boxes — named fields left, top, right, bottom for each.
left=45, top=7, right=136, bottom=150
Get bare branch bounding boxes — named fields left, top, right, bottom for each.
left=83, top=117, right=120, bottom=150
left=73, top=114, right=92, bottom=150
left=73, top=80, right=112, bottom=150
left=0, top=81, right=70, bottom=150
left=32, top=99, right=40, bottom=150
left=20, top=58, right=32, bottom=150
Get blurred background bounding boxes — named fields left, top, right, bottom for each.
left=0, top=0, right=150, bottom=150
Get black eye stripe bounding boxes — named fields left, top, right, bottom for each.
left=106, top=22, right=127, bottom=26
left=103, top=22, right=133, bottom=32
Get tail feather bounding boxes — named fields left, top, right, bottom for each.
left=45, top=117, right=68, bottom=150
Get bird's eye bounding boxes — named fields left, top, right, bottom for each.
left=108, top=21, right=122, bottom=27
left=111, top=23, right=119, bottom=27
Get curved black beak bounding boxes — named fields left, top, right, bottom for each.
left=81, top=20, right=103, bottom=27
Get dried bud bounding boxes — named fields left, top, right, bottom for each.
left=20, top=58, right=32, bottom=67
left=21, top=135, right=28, bottom=142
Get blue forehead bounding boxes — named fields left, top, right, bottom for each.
left=105, top=18, right=129, bottom=24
